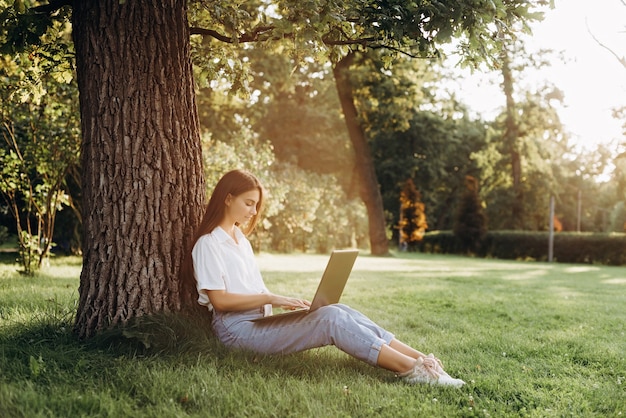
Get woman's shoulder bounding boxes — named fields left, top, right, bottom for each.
left=196, top=231, right=215, bottom=243
left=194, top=229, right=227, bottom=249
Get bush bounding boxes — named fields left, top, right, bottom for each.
left=551, top=232, right=626, bottom=265
left=418, top=230, right=626, bottom=265
left=415, top=230, right=461, bottom=254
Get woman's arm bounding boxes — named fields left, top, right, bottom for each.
left=206, top=290, right=311, bottom=312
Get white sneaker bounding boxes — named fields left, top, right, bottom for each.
left=437, top=374, right=466, bottom=388
left=424, top=354, right=466, bottom=387
left=398, top=356, right=466, bottom=388
left=398, top=357, right=438, bottom=385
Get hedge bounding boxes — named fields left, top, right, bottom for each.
left=415, top=230, right=626, bottom=266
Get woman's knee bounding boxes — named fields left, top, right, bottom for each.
left=308, top=305, right=351, bottom=330
left=333, top=303, right=357, bottom=314
left=316, top=304, right=349, bottom=319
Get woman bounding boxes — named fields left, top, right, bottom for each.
left=188, top=169, right=465, bottom=387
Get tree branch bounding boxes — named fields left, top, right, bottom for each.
left=586, top=18, right=626, bottom=70
left=190, top=24, right=436, bottom=60
left=31, top=0, right=72, bottom=14
left=189, top=26, right=278, bottom=43
left=369, top=43, right=438, bottom=59
left=322, top=36, right=378, bottom=46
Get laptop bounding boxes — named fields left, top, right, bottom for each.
left=252, top=249, right=359, bottom=323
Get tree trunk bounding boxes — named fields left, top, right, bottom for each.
left=333, top=53, right=389, bottom=256
left=72, top=0, right=205, bottom=338
left=501, top=48, right=524, bottom=229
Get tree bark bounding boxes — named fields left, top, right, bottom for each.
left=333, top=53, right=389, bottom=256
left=72, top=0, right=205, bottom=338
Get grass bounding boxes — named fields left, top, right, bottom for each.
left=0, top=251, right=624, bottom=417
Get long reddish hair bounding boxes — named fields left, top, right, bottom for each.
left=180, top=170, right=264, bottom=302
left=193, top=169, right=264, bottom=241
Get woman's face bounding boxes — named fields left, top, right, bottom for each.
left=224, top=189, right=260, bottom=226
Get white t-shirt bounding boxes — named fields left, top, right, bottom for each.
left=192, top=226, right=269, bottom=310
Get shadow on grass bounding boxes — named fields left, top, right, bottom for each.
left=92, top=313, right=377, bottom=380
left=0, top=311, right=375, bottom=391
left=0, top=251, right=19, bottom=269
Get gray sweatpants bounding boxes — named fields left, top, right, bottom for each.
left=211, top=303, right=395, bottom=366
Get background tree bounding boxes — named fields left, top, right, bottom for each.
left=608, top=151, right=626, bottom=231
left=454, top=175, right=487, bottom=254
left=379, top=109, right=487, bottom=232
left=353, top=53, right=487, bottom=233
left=500, top=47, right=524, bottom=228
left=0, top=51, right=80, bottom=274
left=397, top=178, right=427, bottom=251
left=473, top=42, right=581, bottom=231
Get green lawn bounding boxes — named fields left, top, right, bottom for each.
left=0, top=252, right=624, bottom=417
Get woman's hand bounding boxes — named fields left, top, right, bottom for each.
left=270, top=295, right=311, bottom=310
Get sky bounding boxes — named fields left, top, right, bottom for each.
left=449, top=0, right=626, bottom=153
